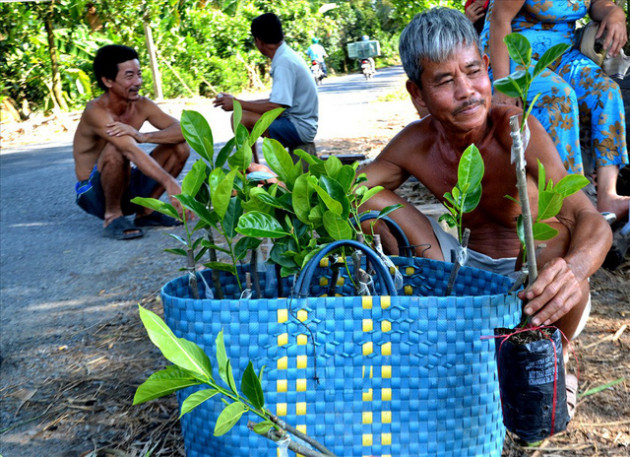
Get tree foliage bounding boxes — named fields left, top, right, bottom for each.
left=1, top=0, right=462, bottom=116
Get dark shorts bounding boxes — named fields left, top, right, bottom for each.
left=75, top=166, right=159, bottom=219
left=268, top=116, right=303, bottom=148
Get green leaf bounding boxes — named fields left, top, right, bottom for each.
left=249, top=107, right=284, bottom=146
left=180, top=389, right=220, bottom=418
left=537, top=190, right=563, bottom=221
left=292, top=174, right=312, bottom=224
left=319, top=176, right=349, bottom=217
left=537, top=160, right=546, bottom=193
left=208, top=167, right=226, bottom=195
left=270, top=240, right=299, bottom=269
left=203, top=261, right=237, bottom=274
left=250, top=187, right=291, bottom=211
left=553, top=174, right=589, bottom=198
left=359, top=186, right=383, bottom=207
left=458, top=144, right=484, bottom=190
left=138, top=306, right=212, bottom=381
left=461, top=183, right=482, bottom=213
left=214, top=402, right=247, bottom=436
left=182, top=159, right=208, bottom=197
left=133, top=365, right=201, bottom=405
left=236, top=212, right=289, bottom=238
left=532, top=222, right=558, bottom=241
left=323, top=211, right=354, bottom=240
left=311, top=180, right=342, bottom=215
left=294, top=148, right=320, bottom=167
left=175, top=194, right=215, bottom=227
left=253, top=420, right=275, bottom=435
left=215, top=138, right=235, bottom=169
left=439, top=213, right=457, bottom=228
left=234, top=237, right=262, bottom=261
left=504, top=33, right=532, bottom=67
left=221, top=197, right=242, bottom=238
left=228, top=139, right=253, bottom=171
left=533, top=42, right=571, bottom=78
left=241, top=361, right=265, bottom=410
left=516, top=215, right=525, bottom=247
left=181, top=110, right=213, bottom=162
left=263, top=138, right=294, bottom=183
left=232, top=99, right=242, bottom=135
left=164, top=248, right=188, bottom=256
left=337, top=165, right=356, bottom=193
left=130, top=197, right=180, bottom=221
left=216, top=330, right=230, bottom=385
left=212, top=169, right=237, bottom=220
left=376, top=204, right=403, bottom=219
left=493, top=77, right=522, bottom=99
left=324, top=155, right=342, bottom=179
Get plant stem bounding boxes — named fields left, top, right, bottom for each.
left=186, top=248, right=199, bottom=299
left=206, top=229, right=224, bottom=299
left=510, top=115, right=538, bottom=285
left=250, top=248, right=262, bottom=298
left=268, top=415, right=337, bottom=456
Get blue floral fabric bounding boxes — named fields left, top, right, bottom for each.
left=480, top=0, right=627, bottom=174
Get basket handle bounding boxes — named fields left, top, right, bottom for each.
left=358, top=211, right=414, bottom=257
left=293, top=239, right=398, bottom=297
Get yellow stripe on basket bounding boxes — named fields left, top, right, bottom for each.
left=362, top=342, right=373, bottom=356
left=362, top=296, right=373, bottom=309
left=382, top=433, right=392, bottom=445
left=296, top=402, right=307, bottom=415
left=381, top=296, right=391, bottom=309
left=276, top=403, right=287, bottom=416
left=381, top=342, right=391, bottom=356
left=297, top=355, right=307, bottom=369
left=362, top=388, right=373, bottom=402
left=297, top=309, right=308, bottom=322
left=362, top=319, right=373, bottom=332
left=319, top=277, right=329, bottom=286
left=362, top=434, right=373, bottom=446
left=277, top=309, right=288, bottom=323
left=277, top=380, right=287, bottom=393
left=382, top=410, right=392, bottom=423
left=296, top=378, right=307, bottom=392
left=381, top=320, right=391, bottom=332
left=336, top=276, right=345, bottom=286
left=297, top=334, right=308, bottom=345
left=362, top=411, right=373, bottom=424
left=382, top=366, right=392, bottom=378
left=277, top=333, right=288, bottom=346
left=277, top=356, right=288, bottom=370
left=381, top=388, right=392, bottom=401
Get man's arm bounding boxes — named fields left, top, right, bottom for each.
left=519, top=116, right=612, bottom=326
left=488, top=0, right=525, bottom=106
left=213, top=93, right=285, bottom=114
left=85, top=106, right=183, bottom=210
left=105, top=98, right=185, bottom=144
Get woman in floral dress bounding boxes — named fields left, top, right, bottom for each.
left=481, top=0, right=629, bottom=219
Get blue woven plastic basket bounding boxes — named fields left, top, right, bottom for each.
left=161, top=250, right=520, bottom=457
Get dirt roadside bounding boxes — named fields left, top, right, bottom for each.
left=0, top=97, right=628, bottom=457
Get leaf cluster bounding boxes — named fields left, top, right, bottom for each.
left=134, top=306, right=271, bottom=437
left=439, top=144, right=484, bottom=242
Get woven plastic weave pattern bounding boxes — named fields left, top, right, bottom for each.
left=161, top=258, right=520, bottom=457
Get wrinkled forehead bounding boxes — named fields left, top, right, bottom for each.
left=423, top=43, right=482, bottom=66
left=116, top=58, right=141, bottom=74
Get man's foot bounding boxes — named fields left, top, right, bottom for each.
left=135, top=211, right=182, bottom=227
left=566, top=373, right=578, bottom=419
left=597, top=194, right=630, bottom=220
left=103, top=216, right=144, bottom=240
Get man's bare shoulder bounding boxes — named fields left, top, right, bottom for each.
left=382, top=117, right=433, bottom=154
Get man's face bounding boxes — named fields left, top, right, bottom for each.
left=411, top=45, right=491, bottom=132
left=105, top=59, right=142, bottom=100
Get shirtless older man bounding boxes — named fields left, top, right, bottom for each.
left=360, top=8, right=612, bottom=353
left=73, top=45, right=189, bottom=240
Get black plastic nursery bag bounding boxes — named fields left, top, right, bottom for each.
left=493, top=326, right=570, bottom=443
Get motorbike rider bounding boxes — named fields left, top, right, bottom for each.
left=306, top=37, right=328, bottom=77
left=359, top=35, right=376, bottom=74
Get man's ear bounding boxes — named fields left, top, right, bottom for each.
left=406, top=79, right=427, bottom=108
left=102, top=76, right=114, bottom=90
left=482, top=53, right=490, bottom=70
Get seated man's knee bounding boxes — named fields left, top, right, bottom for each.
left=175, top=141, right=190, bottom=162
left=99, top=143, right=128, bottom=169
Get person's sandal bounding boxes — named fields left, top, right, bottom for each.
left=565, top=373, right=578, bottom=419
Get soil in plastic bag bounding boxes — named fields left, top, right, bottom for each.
left=494, top=326, right=570, bottom=443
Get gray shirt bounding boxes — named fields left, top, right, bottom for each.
left=270, top=42, right=319, bottom=143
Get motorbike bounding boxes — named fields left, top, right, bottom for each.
left=360, top=58, right=375, bottom=80
left=310, top=60, right=325, bottom=85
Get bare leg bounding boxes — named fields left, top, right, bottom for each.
left=596, top=164, right=630, bottom=219
left=359, top=189, right=444, bottom=260
left=98, top=143, right=131, bottom=227
left=135, top=141, right=190, bottom=217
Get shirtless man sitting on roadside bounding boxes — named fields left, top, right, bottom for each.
left=73, top=45, right=189, bottom=240
left=360, top=8, right=612, bottom=363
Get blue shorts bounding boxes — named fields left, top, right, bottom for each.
left=268, top=116, right=303, bottom=148
left=75, top=166, right=159, bottom=219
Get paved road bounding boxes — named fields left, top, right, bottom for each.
left=0, top=66, right=411, bottom=368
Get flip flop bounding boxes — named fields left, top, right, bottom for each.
left=135, top=212, right=183, bottom=227
left=565, top=373, right=578, bottom=419
left=103, top=216, right=144, bottom=240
